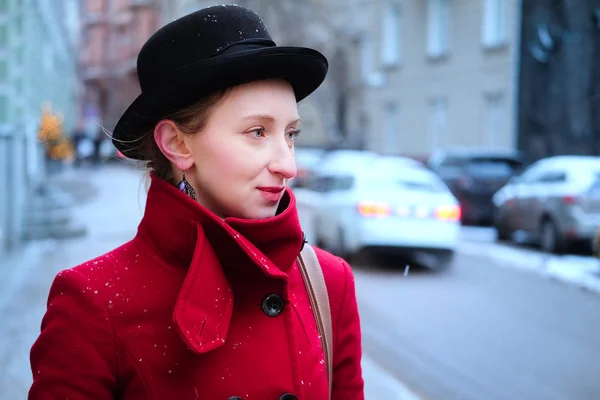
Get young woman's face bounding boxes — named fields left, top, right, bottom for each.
left=186, top=79, right=299, bottom=219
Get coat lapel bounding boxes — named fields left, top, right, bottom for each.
left=137, top=173, right=304, bottom=355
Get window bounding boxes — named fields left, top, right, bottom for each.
left=383, top=103, right=399, bottom=154
left=484, top=93, right=505, bottom=147
left=14, top=14, right=23, bottom=34
left=360, top=35, right=374, bottom=80
left=0, top=24, right=7, bottom=47
left=14, top=77, right=22, bottom=95
left=366, top=177, right=443, bottom=193
left=519, top=164, right=546, bottom=183
left=43, top=44, right=54, bottom=73
left=436, top=158, right=464, bottom=179
left=0, top=94, right=8, bottom=123
left=482, top=0, right=507, bottom=47
left=381, top=3, right=402, bottom=67
left=537, top=171, right=567, bottom=183
left=428, top=97, right=447, bottom=150
left=427, top=0, right=450, bottom=57
left=308, top=175, right=354, bottom=193
left=466, top=159, right=519, bottom=178
left=589, top=176, right=600, bottom=195
left=15, top=46, right=23, bottom=64
left=0, top=61, right=7, bottom=81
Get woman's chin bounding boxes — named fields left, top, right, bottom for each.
left=222, top=203, right=279, bottom=220
left=241, top=203, right=280, bottom=220
left=250, top=206, right=279, bottom=220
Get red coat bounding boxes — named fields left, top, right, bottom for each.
left=29, top=174, right=364, bottom=400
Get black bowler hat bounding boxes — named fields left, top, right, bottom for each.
left=112, top=4, right=329, bottom=160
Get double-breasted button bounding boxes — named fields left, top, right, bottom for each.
left=261, top=293, right=284, bottom=317
left=279, top=394, right=298, bottom=400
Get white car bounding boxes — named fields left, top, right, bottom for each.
left=296, top=155, right=461, bottom=269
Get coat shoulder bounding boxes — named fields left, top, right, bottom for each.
left=69, top=240, right=139, bottom=277
left=310, top=246, right=356, bottom=316
left=312, top=246, right=350, bottom=285
left=63, top=240, right=152, bottom=297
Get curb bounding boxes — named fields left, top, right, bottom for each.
left=362, top=355, right=423, bottom=400
left=457, top=242, right=600, bottom=295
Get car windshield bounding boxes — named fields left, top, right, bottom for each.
left=363, top=168, right=446, bottom=192
left=465, top=158, right=521, bottom=178
left=588, top=175, right=600, bottom=194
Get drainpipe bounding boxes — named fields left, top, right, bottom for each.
left=511, top=0, right=523, bottom=153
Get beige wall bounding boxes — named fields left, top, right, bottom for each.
left=355, top=0, right=520, bottom=158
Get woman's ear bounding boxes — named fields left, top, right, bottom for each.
left=154, top=120, right=193, bottom=170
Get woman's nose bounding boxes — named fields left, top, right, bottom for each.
left=268, top=142, right=297, bottom=180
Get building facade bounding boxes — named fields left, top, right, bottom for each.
left=0, top=0, right=81, bottom=255
left=347, top=0, right=521, bottom=158
left=80, top=0, right=160, bottom=135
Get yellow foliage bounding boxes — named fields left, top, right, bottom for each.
left=37, top=103, right=73, bottom=160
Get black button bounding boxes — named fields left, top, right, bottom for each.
left=279, top=394, right=298, bottom=400
left=228, top=397, right=243, bottom=400
left=300, top=231, right=308, bottom=251
left=261, top=294, right=284, bottom=317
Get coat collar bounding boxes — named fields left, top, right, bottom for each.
left=135, top=173, right=304, bottom=355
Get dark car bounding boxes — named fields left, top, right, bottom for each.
left=428, top=149, right=523, bottom=225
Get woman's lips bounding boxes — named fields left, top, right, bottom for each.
left=257, top=186, right=285, bottom=202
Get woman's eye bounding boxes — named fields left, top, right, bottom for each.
left=286, top=130, right=301, bottom=141
left=251, top=128, right=265, bottom=138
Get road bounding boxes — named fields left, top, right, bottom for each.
left=356, top=241, right=600, bottom=400
left=2, top=164, right=599, bottom=400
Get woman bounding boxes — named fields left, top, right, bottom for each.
left=29, top=5, right=364, bottom=400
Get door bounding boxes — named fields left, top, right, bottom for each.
left=511, top=163, right=545, bottom=232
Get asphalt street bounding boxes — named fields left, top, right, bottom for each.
left=356, top=247, right=600, bottom=400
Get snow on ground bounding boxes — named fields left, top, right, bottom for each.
left=458, top=227, right=600, bottom=295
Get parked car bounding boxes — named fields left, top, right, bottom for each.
left=296, top=155, right=461, bottom=269
left=427, top=148, right=523, bottom=225
left=293, top=149, right=378, bottom=245
left=492, top=155, right=600, bottom=254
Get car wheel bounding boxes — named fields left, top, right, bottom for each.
left=494, top=209, right=511, bottom=242
left=335, top=228, right=350, bottom=260
left=434, top=251, right=455, bottom=271
left=540, top=218, right=564, bottom=254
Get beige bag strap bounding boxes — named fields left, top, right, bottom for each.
left=297, top=243, right=333, bottom=399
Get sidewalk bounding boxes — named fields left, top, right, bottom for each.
left=458, top=240, right=600, bottom=295
left=0, top=164, right=146, bottom=398
left=0, top=164, right=420, bottom=399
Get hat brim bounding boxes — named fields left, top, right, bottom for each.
left=112, top=46, right=328, bottom=160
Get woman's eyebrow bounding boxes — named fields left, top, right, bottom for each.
left=243, top=114, right=275, bottom=122
left=242, top=114, right=302, bottom=124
